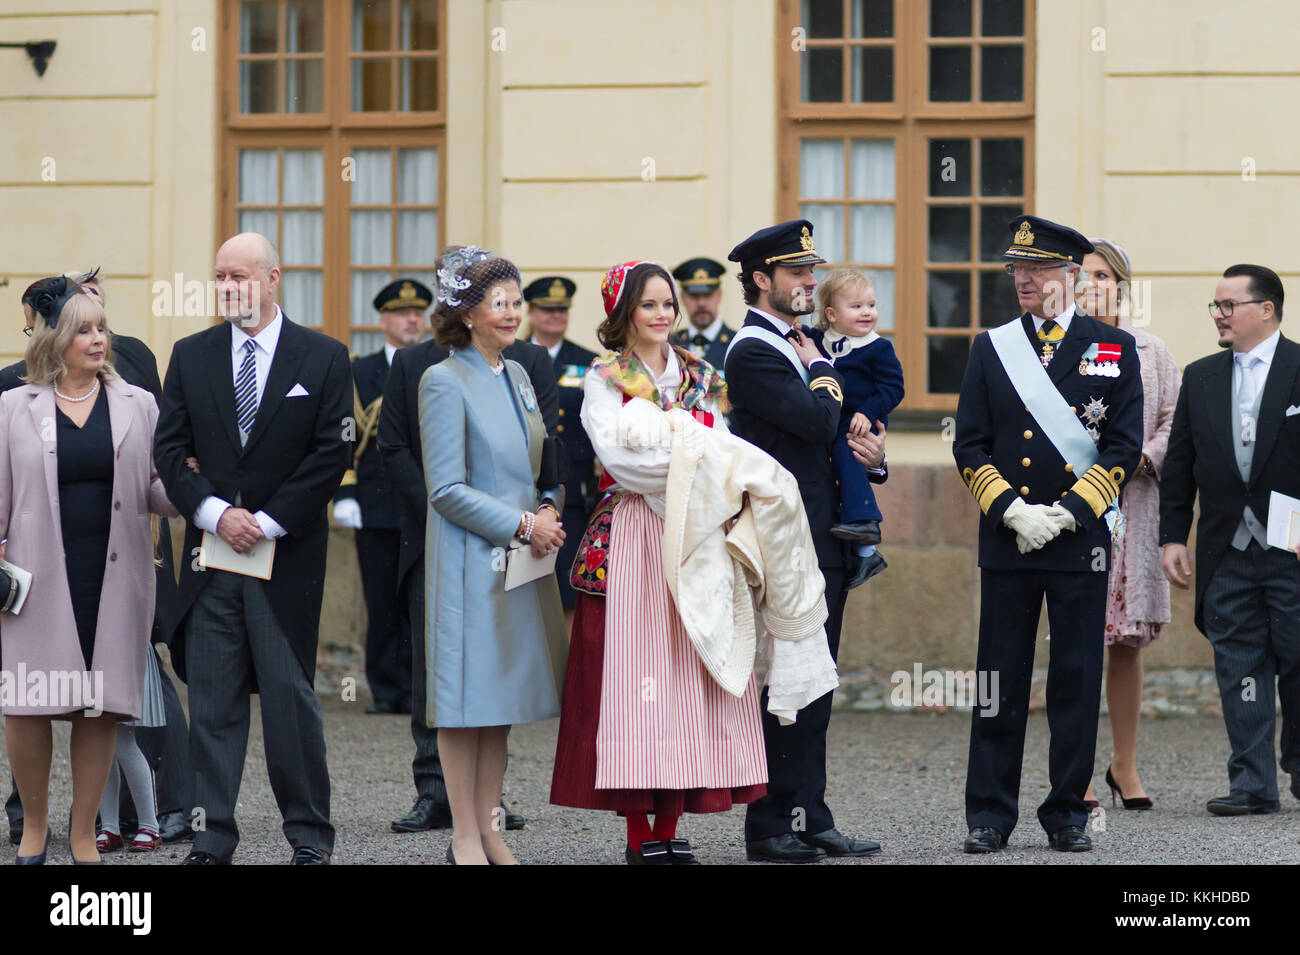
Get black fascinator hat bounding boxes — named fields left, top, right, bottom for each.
left=26, top=276, right=84, bottom=329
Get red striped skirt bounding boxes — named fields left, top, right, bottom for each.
left=549, top=494, right=767, bottom=814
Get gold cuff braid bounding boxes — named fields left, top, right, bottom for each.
left=1068, top=464, right=1120, bottom=517
left=965, top=464, right=1013, bottom=515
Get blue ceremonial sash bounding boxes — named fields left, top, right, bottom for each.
left=987, top=320, right=1099, bottom=475
left=725, top=325, right=809, bottom=384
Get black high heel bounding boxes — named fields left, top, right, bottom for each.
left=1106, top=766, right=1153, bottom=810
left=15, top=829, right=50, bottom=865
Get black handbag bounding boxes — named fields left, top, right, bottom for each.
left=537, top=434, right=569, bottom=491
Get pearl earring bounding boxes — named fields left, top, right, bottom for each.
left=465, top=322, right=473, bottom=330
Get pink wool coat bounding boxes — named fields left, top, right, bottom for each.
left=0, top=377, right=177, bottom=718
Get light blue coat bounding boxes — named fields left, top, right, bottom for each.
left=418, top=346, right=567, bottom=728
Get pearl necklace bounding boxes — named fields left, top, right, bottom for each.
left=491, top=359, right=506, bottom=376
left=54, top=378, right=100, bottom=403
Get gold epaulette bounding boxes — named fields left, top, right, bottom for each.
left=962, top=464, right=1013, bottom=515
left=1066, top=464, right=1125, bottom=518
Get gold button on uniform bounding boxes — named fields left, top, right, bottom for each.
left=1020, top=486, right=1030, bottom=496
left=1023, top=430, right=1033, bottom=439
left=1021, top=457, right=1031, bottom=467
left=557, top=424, right=565, bottom=433
left=1070, top=406, right=1077, bottom=414
left=558, top=408, right=565, bottom=417
left=1064, top=463, right=1073, bottom=472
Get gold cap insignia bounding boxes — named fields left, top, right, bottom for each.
left=693, top=268, right=709, bottom=281
left=800, top=226, right=814, bottom=252
left=1014, top=221, right=1034, bottom=246
left=548, top=279, right=567, bottom=300
left=399, top=281, right=416, bottom=301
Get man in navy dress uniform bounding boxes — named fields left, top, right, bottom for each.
left=669, top=257, right=735, bottom=369
left=954, top=215, right=1143, bottom=854
left=333, top=279, right=428, bottom=714
left=523, top=276, right=598, bottom=614
left=724, top=219, right=886, bottom=863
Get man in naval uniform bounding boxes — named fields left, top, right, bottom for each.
left=724, top=219, right=886, bottom=863
left=954, top=215, right=1143, bottom=854
left=669, top=256, right=735, bottom=369
left=334, top=279, right=428, bottom=714
left=523, top=276, right=598, bottom=616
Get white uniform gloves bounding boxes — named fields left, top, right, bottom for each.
left=1002, top=497, right=1077, bottom=554
left=333, top=498, right=363, bottom=529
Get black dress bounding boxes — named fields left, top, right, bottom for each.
left=57, top=386, right=115, bottom=669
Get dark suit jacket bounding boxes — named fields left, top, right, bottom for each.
left=955, top=312, right=1143, bottom=572
left=377, top=339, right=559, bottom=596
left=552, top=339, right=599, bottom=514
left=670, top=323, right=736, bottom=372
left=153, top=315, right=353, bottom=682
left=2, top=333, right=177, bottom=641
left=334, top=348, right=401, bottom=529
left=725, top=309, right=885, bottom=570
left=1159, top=333, right=1300, bottom=633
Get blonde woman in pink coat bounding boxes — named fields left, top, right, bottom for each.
left=1077, top=240, right=1181, bottom=811
left=0, top=280, right=177, bottom=864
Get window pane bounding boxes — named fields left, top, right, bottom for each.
left=803, top=0, right=844, bottom=38
left=802, top=47, right=844, bottom=102
left=928, top=207, right=971, bottom=262
left=850, top=139, right=894, bottom=198
left=239, top=61, right=277, bottom=114
left=352, top=59, right=393, bottom=111
left=352, top=149, right=392, bottom=204
left=929, top=139, right=971, bottom=197
left=980, top=44, right=1024, bottom=101
left=397, top=148, right=438, bottom=203
left=283, top=149, right=323, bottom=204
left=980, top=138, right=1023, bottom=197
left=850, top=205, right=894, bottom=264
left=800, top=204, right=844, bottom=264
left=399, top=57, right=438, bottom=111
left=282, top=211, right=323, bottom=265
left=800, top=140, right=844, bottom=198
left=238, top=209, right=277, bottom=239
left=238, top=149, right=278, bottom=204
left=979, top=270, right=1021, bottom=326
left=284, top=59, right=323, bottom=114
left=352, top=0, right=393, bottom=51
left=397, top=210, right=438, bottom=265
left=927, top=336, right=971, bottom=393
left=851, top=47, right=893, bottom=102
left=399, top=0, right=439, bottom=50
left=351, top=271, right=386, bottom=329
left=285, top=1, right=324, bottom=52
left=931, top=0, right=972, bottom=36
left=351, top=211, right=392, bottom=264
left=929, top=46, right=972, bottom=101
left=240, top=1, right=278, bottom=54
left=281, top=270, right=323, bottom=326
left=979, top=204, right=1022, bottom=261
left=928, top=272, right=970, bottom=328
left=863, top=269, right=895, bottom=330
left=851, top=0, right=893, bottom=37
left=982, top=0, right=1024, bottom=36
left=351, top=330, right=390, bottom=356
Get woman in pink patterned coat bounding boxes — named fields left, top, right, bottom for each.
left=1078, top=239, right=1181, bottom=811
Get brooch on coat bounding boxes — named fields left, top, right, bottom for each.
left=1081, top=396, right=1108, bottom=443
left=518, top=380, right=537, bottom=412
left=1078, top=342, right=1122, bottom=377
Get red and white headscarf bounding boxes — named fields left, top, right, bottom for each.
left=600, top=260, right=649, bottom=317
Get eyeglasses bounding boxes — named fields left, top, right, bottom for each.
left=1003, top=263, right=1067, bottom=277
left=1208, top=299, right=1266, bottom=318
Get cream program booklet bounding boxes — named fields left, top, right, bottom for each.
left=199, top=532, right=276, bottom=580
left=504, top=544, right=557, bottom=591
left=1267, top=491, right=1300, bottom=551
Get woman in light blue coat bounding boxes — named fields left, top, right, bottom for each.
left=418, top=247, right=567, bottom=865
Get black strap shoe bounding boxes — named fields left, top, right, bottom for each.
left=502, top=803, right=526, bottom=831
left=1048, top=825, right=1092, bottom=852
left=391, top=794, right=453, bottom=832
left=180, top=850, right=231, bottom=865
left=665, top=838, right=702, bottom=865
left=1206, top=792, right=1280, bottom=816
left=799, top=828, right=881, bottom=857
left=290, top=846, right=331, bottom=865
left=962, top=827, right=1004, bottom=853
left=625, top=840, right=672, bottom=865
left=365, top=700, right=398, bottom=714
left=746, top=832, right=826, bottom=863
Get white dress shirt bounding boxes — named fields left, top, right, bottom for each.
left=1031, top=302, right=1077, bottom=335
left=748, top=307, right=831, bottom=371
left=384, top=342, right=397, bottom=366
left=194, top=306, right=288, bottom=540
left=532, top=336, right=563, bottom=361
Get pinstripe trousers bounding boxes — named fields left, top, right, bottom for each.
left=1203, top=541, right=1300, bottom=801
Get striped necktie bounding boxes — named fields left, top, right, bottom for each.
left=1036, top=319, right=1064, bottom=367
left=234, top=339, right=258, bottom=443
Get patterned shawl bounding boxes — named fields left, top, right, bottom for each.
left=592, top=344, right=730, bottom=415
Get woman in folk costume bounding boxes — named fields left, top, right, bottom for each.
left=549, top=261, right=760, bottom=864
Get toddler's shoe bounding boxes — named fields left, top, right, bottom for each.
left=830, top=519, right=882, bottom=544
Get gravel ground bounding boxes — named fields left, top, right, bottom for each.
left=3, top=694, right=1298, bottom=866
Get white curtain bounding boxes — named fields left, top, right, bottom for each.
left=850, top=139, right=893, bottom=198
left=352, top=148, right=391, bottom=203
left=238, top=150, right=276, bottom=204
left=801, top=204, right=843, bottom=264
left=397, top=148, right=437, bottom=203
left=282, top=271, right=323, bottom=326
left=283, top=148, right=323, bottom=204
left=800, top=139, right=842, bottom=198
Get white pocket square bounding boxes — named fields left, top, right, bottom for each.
left=1287, top=404, right=1300, bottom=417
left=285, top=383, right=309, bottom=398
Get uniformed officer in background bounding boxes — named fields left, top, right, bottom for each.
left=334, top=278, right=428, bottom=714
left=523, top=276, right=598, bottom=616
left=954, top=215, right=1143, bottom=854
left=669, top=256, right=734, bottom=367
